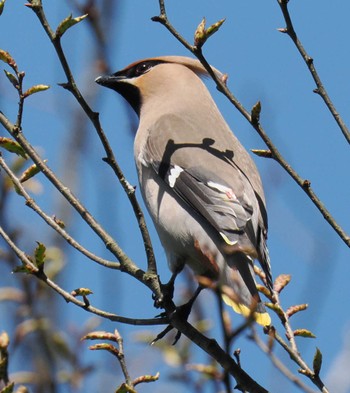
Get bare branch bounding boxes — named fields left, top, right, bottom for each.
left=276, top=0, right=350, bottom=144
left=266, top=290, right=330, bottom=393
left=27, top=0, right=158, bottom=277
left=0, top=110, right=162, bottom=298
left=251, top=329, right=318, bottom=393
left=0, top=154, right=121, bottom=270
left=166, top=302, right=269, bottom=393
left=0, top=223, right=168, bottom=327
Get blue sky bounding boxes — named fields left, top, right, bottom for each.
left=1, top=1, right=350, bottom=392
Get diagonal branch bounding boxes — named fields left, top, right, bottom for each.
left=27, top=0, right=157, bottom=276
left=277, top=0, right=350, bottom=144
left=162, top=297, right=269, bottom=393
left=0, top=154, right=120, bottom=270
left=0, top=222, right=168, bottom=327
left=251, top=328, right=318, bottom=393
left=0, top=110, right=161, bottom=299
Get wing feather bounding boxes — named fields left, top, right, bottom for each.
left=141, top=114, right=272, bottom=287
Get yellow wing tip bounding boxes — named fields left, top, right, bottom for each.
left=222, top=294, right=271, bottom=327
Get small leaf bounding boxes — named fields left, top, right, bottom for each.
left=34, top=242, right=46, bottom=268
left=89, top=343, right=119, bottom=357
left=0, top=0, right=6, bottom=16
left=194, top=17, right=225, bottom=47
left=293, top=329, right=316, bottom=339
left=313, top=347, right=322, bottom=376
left=23, top=84, right=50, bottom=98
left=53, top=215, right=65, bottom=229
left=0, top=137, right=27, bottom=158
left=19, top=160, right=46, bottom=183
left=286, top=304, right=308, bottom=318
left=133, top=372, right=160, bottom=386
left=251, top=100, right=261, bottom=124
left=274, top=274, right=291, bottom=293
left=251, top=149, right=273, bottom=159
left=256, top=284, right=273, bottom=300
left=25, top=0, right=41, bottom=7
left=3, top=70, right=18, bottom=89
left=0, top=49, right=16, bottom=70
left=13, top=265, right=28, bottom=273
left=82, top=331, right=117, bottom=342
left=55, top=13, right=88, bottom=38
left=194, top=17, right=206, bottom=47
left=254, top=265, right=266, bottom=281
left=0, top=382, right=14, bottom=393
left=71, top=287, right=93, bottom=297
left=12, top=264, right=36, bottom=274
left=205, top=18, right=225, bottom=39
left=265, top=302, right=285, bottom=319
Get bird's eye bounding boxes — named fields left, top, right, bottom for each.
left=135, top=62, right=152, bottom=76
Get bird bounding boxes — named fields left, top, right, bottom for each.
left=96, top=56, right=273, bottom=326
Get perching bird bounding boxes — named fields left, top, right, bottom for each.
left=96, top=56, right=272, bottom=326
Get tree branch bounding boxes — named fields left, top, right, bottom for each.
left=0, top=154, right=121, bottom=270
left=276, top=0, right=350, bottom=144
left=27, top=0, right=158, bottom=277
left=0, top=110, right=163, bottom=304
left=251, top=328, right=318, bottom=393
left=0, top=222, right=168, bottom=327
left=165, top=299, right=269, bottom=393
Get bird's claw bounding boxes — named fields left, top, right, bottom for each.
left=152, top=280, right=175, bottom=308
left=152, top=287, right=202, bottom=345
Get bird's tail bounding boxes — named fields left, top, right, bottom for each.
left=221, top=253, right=271, bottom=326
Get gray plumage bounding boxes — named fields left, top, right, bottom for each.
left=96, top=56, right=272, bottom=325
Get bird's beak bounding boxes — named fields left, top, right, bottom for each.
left=95, top=74, right=127, bottom=87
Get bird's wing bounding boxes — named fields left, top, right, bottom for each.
left=143, top=115, right=264, bottom=250
left=156, top=162, right=255, bottom=244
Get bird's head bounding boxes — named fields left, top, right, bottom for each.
left=95, top=56, right=223, bottom=116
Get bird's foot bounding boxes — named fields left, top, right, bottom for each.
left=152, top=279, right=175, bottom=309
left=152, top=286, right=203, bottom=345
left=153, top=268, right=182, bottom=309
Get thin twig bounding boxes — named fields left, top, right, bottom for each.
left=268, top=291, right=329, bottom=393
left=0, top=154, right=120, bottom=269
left=28, top=0, right=158, bottom=277
left=152, top=0, right=350, bottom=249
left=114, top=329, right=133, bottom=387
left=251, top=328, right=318, bottom=393
left=0, top=110, right=162, bottom=299
left=273, top=292, right=298, bottom=354
left=0, top=223, right=168, bottom=327
left=165, top=299, right=269, bottom=393
left=273, top=331, right=329, bottom=393
left=262, top=286, right=330, bottom=392
left=277, top=0, right=350, bottom=144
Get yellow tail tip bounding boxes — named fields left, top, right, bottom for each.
left=222, top=294, right=271, bottom=326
